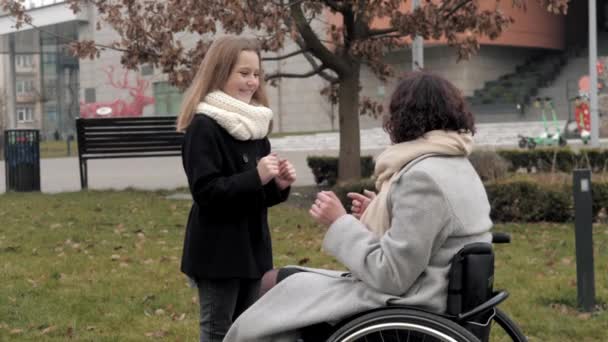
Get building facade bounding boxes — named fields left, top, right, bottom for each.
left=0, top=1, right=599, bottom=139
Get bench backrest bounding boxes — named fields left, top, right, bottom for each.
left=76, top=116, right=184, bottom=160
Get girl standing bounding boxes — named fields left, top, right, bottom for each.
left=177, top=35, right=296, bottom=342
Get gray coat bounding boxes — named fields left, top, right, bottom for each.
left=224, top=155, right=493, bottom=342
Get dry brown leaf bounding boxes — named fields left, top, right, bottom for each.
left=577, top=313, right=591, bottom=320
left=145, top=330, right=168, bottom=338
left=41, top=325, right=57, bottom=335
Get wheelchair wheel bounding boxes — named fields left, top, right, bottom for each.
left=490, top=308, right=527, bottom=342
left=326, top=308, right=480, bottom=342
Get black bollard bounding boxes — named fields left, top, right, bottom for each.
left=572, top=169, right=596, bottom=312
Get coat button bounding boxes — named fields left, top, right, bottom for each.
left=243, top=154, right=249, bottom=163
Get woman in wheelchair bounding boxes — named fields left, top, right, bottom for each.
left=223, top=71, right=494, bottom=342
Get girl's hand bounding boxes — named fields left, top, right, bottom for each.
left=257, top=154, right=279, bottom=185
left=275, top=159, right=296, bottom=190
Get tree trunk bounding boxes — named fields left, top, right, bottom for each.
left=337, top=65, right=361, bottom=183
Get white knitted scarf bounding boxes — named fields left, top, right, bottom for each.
left=360, top=130, right=474, bottom=238
left=195, top=91, right=274, bottom=140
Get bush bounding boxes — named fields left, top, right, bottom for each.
left=468, top=150, right=510, bottom=181
left=307, top=156, right=375, bottom=186
left=496, top=148, right=608, bottom=173
left=485, top=181, right=572, bottom=222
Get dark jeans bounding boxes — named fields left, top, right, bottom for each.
left=197, top=278, right=260, bottom=342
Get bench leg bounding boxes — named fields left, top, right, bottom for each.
left=79, top=159, right=88, bottom=189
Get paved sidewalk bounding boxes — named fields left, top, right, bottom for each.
left=0, top=121, right=605, bottom=194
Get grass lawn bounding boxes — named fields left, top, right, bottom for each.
left=0, top=189, right=606, bottom=341
left=0, top=140, right=78, bottom=160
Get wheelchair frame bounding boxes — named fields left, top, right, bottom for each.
left=324, top=232, right=527, bottom=342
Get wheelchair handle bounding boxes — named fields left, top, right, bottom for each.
left=492, top=232, right=511, bottom=244
left=456, top=290, right=509, bottom=322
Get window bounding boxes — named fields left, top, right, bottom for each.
left=17, top=107, right=34, bottom=122
left=16, top=54, right=33, bottom=68
left=141, top=64, right=154, bottom=76
left=16, top=80, right=35, bottom=95
left=153, top=82, right=183, bottom=115
left=44, top=81, right=57, bottom=100
left=84, top=88, right=96, bottom=103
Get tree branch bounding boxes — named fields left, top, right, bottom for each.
left=265, top=64, right=328, bottom=81
left=262, top=49, right=307, bottom=61
left=368, top=27, right=399, bottom=37
left=301, top=51, right=339, bottom=83
left=289, top=0, right=350, bottom=76
left=442, top=0, right=474, bottom=19
left=288, top=33, right=339, bottom=83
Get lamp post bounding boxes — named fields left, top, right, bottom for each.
left=412, top=0, right=423, bottom=70
left=589, top=0, right=599, bottom=147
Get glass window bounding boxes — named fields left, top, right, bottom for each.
left=141, top=64, right=154, bottom=76
left=153, top=82, right=183, bottom=115
left=17, top=107, right=34, bottom=122
left=84, top=88, right=96, bottom=103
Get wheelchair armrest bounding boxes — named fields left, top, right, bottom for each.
left=492, top=232, right=511, bottom=244
left=456, top=290, right=509, bottom=322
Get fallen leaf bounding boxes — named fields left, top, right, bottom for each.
left=41, top=325, right=57, bottom=335
left=145, top=330, right=168, bottom=338
left=577, top=313, right=591, bottom=320
left=111, top=254, right=120, bottom=261
left=172, top=313, right=186, bottom=321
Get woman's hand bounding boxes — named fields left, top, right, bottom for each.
left=346, top=190, right=376, bottom=219
left=275, top=159, right=296, bottom=190
left=309, top=191, right=347, bottom=226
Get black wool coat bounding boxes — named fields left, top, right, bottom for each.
left=180, top=114, right=289, bottom=280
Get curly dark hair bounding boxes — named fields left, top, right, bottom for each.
left=383, top=71, right=475, bottom=143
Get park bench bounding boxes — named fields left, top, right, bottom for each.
left=75, top=116, right=184, bottom=189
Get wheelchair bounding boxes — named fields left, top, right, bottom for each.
left=323, top=232, right=527, bottom=342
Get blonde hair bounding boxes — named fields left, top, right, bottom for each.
left=176, top=36, right=269, bottom=132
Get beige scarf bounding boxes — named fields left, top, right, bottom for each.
left=195, top=91, right=273, bottom=140
left=360, top=130, right=473, bottom=238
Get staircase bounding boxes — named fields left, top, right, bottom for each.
left=467, top=50, right=569, bottom=116
left=535, top=32, right=608, bottom=120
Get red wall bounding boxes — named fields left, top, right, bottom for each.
left=327, top=0, right=565, bottom=50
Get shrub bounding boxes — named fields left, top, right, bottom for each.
left=485, top=181, right=572, bottom=222
left=307, top=156, right=375, bottom=186
left=468, top=150, right=510, bottom=181
left=496, top=148, right=608, bottom=173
